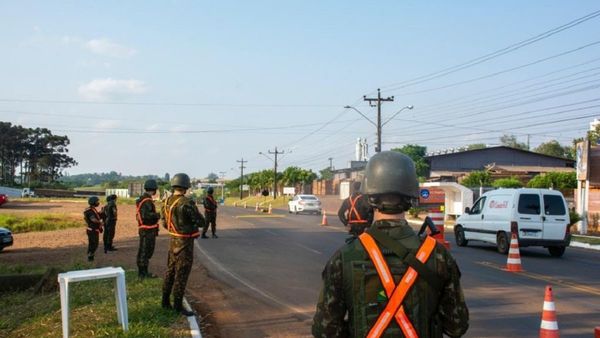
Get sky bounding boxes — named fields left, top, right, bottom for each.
left=1, top=1, right=600, bottom=179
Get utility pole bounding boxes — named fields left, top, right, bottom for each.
left=364, top=88, right=394, bottom=153
left=219, top=171, right=226, bottom=202
left=237, top=158, right=246, bottom=200
left=268, top=147, right=284, bottom=198
left=328, top=157, right=333, bottom=170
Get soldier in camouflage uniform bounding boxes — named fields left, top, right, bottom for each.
left=161, top=173, right=205, bottom=316
left=313, top=151, right=469, bottom=337
left=201, top=187, right=218, bottom=239
left=136, top=179, right=161, bottom=278
left=83, top=196, right=104, bottom=262
left=337, top=181, right=373, bottom=237
left=103, top=194, right=118, bottom=253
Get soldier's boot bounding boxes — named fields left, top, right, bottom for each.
left=201, top=232, right=209, bottom=239
left=212, top=233, right=218, bottom=238
left=144, top=267, right=158, bottom=279
left=88, top=254, right=94, bottom=262
left=161, top=293, right=172, bottom=309
left=173, top=298, right=195, bottom=316
left=138, top=266, right=145, bottom=278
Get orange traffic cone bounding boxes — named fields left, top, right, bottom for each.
left=255, top=202, right=259, bottom=212
left=595, top=327, right=600, bottom=338
left=504, top=233, right=523, bottom=272
left=268, top=203, right=272, bottom=214
left=321, top=211, right=328, bottom=226
left=243, top=202, right=247, bottom=209
left=234, top=202, right=237, bottom=207
left=540, top=285, right=559, bottom=338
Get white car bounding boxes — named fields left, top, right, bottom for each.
left=288, top=194, right=322, bottom=215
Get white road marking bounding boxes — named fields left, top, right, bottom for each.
left=194, top=241, right=314, bottom=319
left=183, top=298, right=202, bottom=338
left=295, top=243, right=322, bottom=255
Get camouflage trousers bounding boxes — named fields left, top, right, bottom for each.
left=162, top=238, right=195, bottom=306
left=103, top=220, right=116, bottom=250
left=202, top=212, right=217, bottom=235
left=87, top=230, right=99, bottom=257
left=136, top=228, right=157, bottom=268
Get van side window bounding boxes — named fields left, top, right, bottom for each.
left=518, top=194, right=540, bottom=215
left=471, top=197, right=486, bottom=214
left=543, top=195, right=566, bottom=215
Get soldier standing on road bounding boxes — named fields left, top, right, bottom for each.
left=84, top=196, right=104, bottom=262
left=201, top=187, right=218, bottom=239
left=161, top=173, right=205, bottom=316
left=136, top=179, right=161, bottom=278
left=103, top=194, right=118, bottom=253
left=313, top=151, right=469, bottom=337
left=337, top=181, right=373, bottom=237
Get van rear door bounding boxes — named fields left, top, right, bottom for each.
left=542, top=193, right=569, bottom=240
left=517, top=193, right=543, bottom=240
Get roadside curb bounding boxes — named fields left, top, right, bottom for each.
left=183, top=298, right=202, bottom=338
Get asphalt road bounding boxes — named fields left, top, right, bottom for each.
left=196, top=206, right=600, bottom=337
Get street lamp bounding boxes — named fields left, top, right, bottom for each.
left=344, top=104, right=414, bottom=153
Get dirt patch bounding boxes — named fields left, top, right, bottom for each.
left=0, top=200, right=225, bottom=338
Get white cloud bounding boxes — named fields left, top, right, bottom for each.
left=78, top=78, right=147, bottom=101
left=85, top=38, right=136, bottom=58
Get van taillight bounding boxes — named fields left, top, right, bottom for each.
left=511, top=221, right=518, bottom=234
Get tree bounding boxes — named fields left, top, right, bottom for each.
left=460, top=171, right=492, bottom=188
left=534, top=140, right=572, bottom=159
left=391, top=144, right=429, bottom=178
left=319, top=167, right=333, bottom=180
left=466, top=143, right=487, bottom=151
left=492, top=177, right=523, bottom=188
left=527, top=172, right=576, bottom=189
left=207, top=172, right=219, bottom=183
left=500, top=134, right=528, bottom=150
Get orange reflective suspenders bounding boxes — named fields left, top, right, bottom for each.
left=165, top=197, right=199, bottom=238
left=86, top=207, right=102, bottom=233
left=136, top=198, right=159, bottom=230
left=348, top=194, right=368, bottom=224
left=358, top=233, right=437, bottom=338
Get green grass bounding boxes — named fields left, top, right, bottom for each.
left=0, top=214, right=81, bottom=234
left=0, top=266, right=189, bottom=337
left=572, top=234, right=600, bottom=245
left=225, top=195, right=290, bottom=208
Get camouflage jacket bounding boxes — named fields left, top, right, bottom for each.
left=136, top=192, right=160, bottom=226
left=161, top=194, right=205, bottom=238
left=203, top=194, right=218, bottom=214
left=83, top=207, right=103, bottom=231
left=104, top=200, right=118, bottom=223
left=312, top=219, right=469, bottom=338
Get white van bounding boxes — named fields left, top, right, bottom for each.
left=455, top=188, right=570, bottom=257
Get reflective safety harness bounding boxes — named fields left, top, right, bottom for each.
left=348, top=194, right=368, bottom=224
left=358, top=233, right=437, bottom=338
left=85, top=207, right=102, bottom=233
left=205, top=195, right=217, bottom=212
left=136, top=197, right=158, bottom=230
left=165, top=196, right=200, bottom=238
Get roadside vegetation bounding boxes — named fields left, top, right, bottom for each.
left=225, top=195, right=290, bottom=209
left=0, top=264, right=188, bottom=337
left=0, top=213, right=81, bottom=234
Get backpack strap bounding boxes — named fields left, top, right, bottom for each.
left=367, top=228, right=443, bottom=293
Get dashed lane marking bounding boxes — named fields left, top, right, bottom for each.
left=294, top=243, right=322, bottom=255
left=476, top=261, right=600, bottom=296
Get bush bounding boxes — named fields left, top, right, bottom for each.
left=492, top=177, right=523, bottom=188
left=527, top=172, right=576, bottom=189
left=569, top=209, right=580, bottom=226
left=408, top=207, right=425, bottom=218
left=460, top=171, right=492, bottom=188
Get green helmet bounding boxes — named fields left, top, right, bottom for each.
left=88, top=196, right=100, bottom=206
left=171, top=173, right=191, bottom=189
left=144, top=179, right=158, bottom=191
left=207, top=187, right=214, bottom=194
left=362, top=151, right=419, bottom=213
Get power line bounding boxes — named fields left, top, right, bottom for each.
left=378, top=9, right=600, bottom=92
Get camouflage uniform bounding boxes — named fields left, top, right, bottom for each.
left=103, top=198, right=118, bottom=252
left=161, top=194, right=205, bottom=311
left=312, top=219, right=469, bottom=338
left=136, top=192, right=160, bottom=276
left=83, top=206, right=103, bottom=261
left=337, top=191, right=373, bottom=237
left=202, top=194, right=218, bottom=238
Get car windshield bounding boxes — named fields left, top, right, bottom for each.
left=300, top=195, right=318, bottom=200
